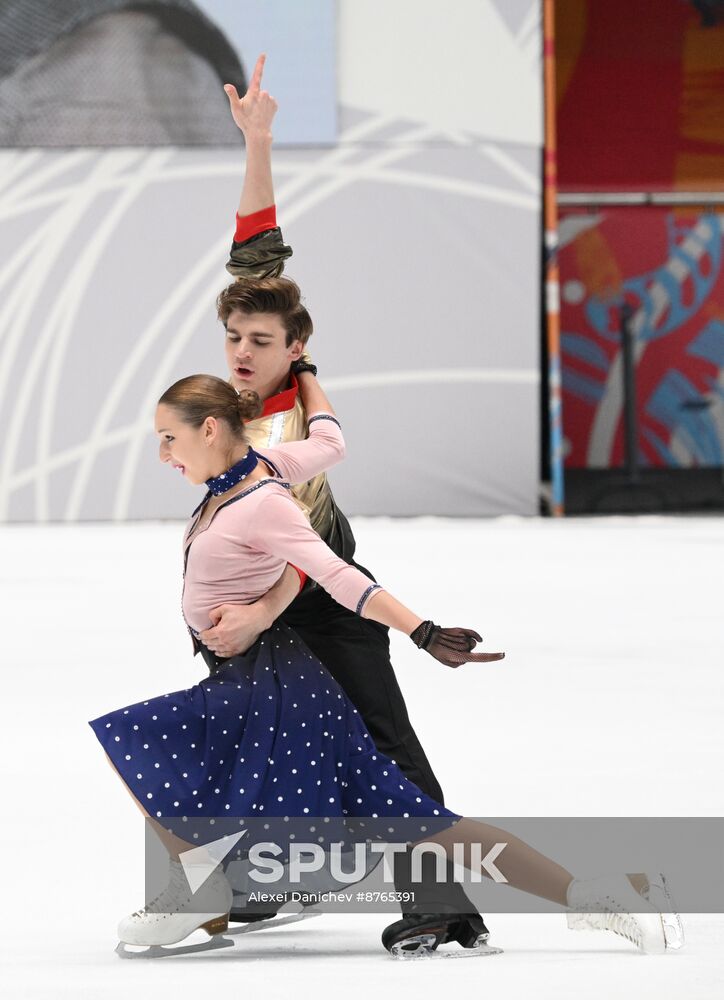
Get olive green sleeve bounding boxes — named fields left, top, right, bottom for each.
left=225, top=227, right=293, bottom=280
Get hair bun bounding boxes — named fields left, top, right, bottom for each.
left=237, top=388, right=263, bottom=421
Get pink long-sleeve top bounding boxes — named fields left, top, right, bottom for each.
left=181, top=413, right=383, bottom=635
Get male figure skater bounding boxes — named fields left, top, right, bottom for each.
left=198, top=55, right=497, bottom=958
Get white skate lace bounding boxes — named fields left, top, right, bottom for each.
left=598, top=908, right=643, bottom=948
left=569, top=878, right=667, bottom=951
left=132, top=863, right=190, bottom=917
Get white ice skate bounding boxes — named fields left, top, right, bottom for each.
left=116, top=859, right=233, bottom=958
left=566, top=873, right=684, bottom=954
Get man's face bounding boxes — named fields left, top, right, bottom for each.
left=224, top=310, right=303, bottom=401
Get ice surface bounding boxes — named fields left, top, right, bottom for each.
left=1, top=516, right=722, bottom=997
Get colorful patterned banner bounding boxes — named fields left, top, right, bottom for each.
left=560, top=207, right=724, bottom=468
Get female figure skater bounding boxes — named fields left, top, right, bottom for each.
left=89, top=371, right=682, bottom=957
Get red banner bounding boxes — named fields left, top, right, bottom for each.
left=556, top=0, right=724, bottom=192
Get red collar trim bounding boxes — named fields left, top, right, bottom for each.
left=260, top=373, right=299, bottom=417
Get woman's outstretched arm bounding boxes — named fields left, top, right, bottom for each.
left=250, top=491, right=504, bottom=668
left=360, top=590, right=503, bottom=667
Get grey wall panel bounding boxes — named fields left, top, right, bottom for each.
left=328, top=382, right=538, bottom=517
left=0, top=111, right=539, bottom=521
left=0, top=0, right=543, bottom=520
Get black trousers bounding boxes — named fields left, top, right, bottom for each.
left=281, top=566, right=444, bottom=803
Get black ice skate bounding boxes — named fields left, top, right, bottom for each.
left=381, top=912, right=503, bottom=959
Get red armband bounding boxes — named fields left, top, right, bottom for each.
left=290, top=565, right=307, bottom=592
left=234, top=205, right=277, bottom=242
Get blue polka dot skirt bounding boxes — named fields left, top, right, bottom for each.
left=89, top=622, right=460, bottom=825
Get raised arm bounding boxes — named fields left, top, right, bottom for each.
left=224, top=53, right=276, bottom=216
left=295, top=368, right=335, bottom=418
left=251, top=492, right=505, bottom=669
left=224, top=54, right=292, bottom=279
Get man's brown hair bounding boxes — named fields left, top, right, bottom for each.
left=216, top=276, right=313, bottom=346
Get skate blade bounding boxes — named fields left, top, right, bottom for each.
left=115, top=910, right=321, bottom=958
left=641, top=873, right=685, bottom=951
left=390, top=933, right=503, bottom=960
left=226, top=909, right=321, bottom=937
left=116, top=934, right=236, bottom=960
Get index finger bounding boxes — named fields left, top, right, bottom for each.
left=249, top=53, right=266, bottom=93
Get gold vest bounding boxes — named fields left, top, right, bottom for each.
left=245, top=391, right=335, bottom=543
left=226, top=225, right=335, bottom=543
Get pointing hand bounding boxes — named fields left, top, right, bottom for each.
left=224, top=54, right=278, bottom=139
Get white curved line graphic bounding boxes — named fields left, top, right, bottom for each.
left=8, top=368, right=535, bottom=494
left=0, top=151, right=90, bottom=210
left=477, top=144, right=539, bottom=194
left=0, top=153, right=142, bottom=518
left=516, top=1, right=541, bottom=48
left=323, top=369, right=538, bottom=391
left=1, top=109, right=541, bottom=520
left=0, top=151, right=37, bottom=196
left=0, top=136, right=539, bottom=223
left=36, top=150, right=171, bottom=519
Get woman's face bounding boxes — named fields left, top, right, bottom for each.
left=155, top=404, right=213, bottom=485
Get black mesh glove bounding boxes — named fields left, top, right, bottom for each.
left=410, top=621, right=505, bottom=668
